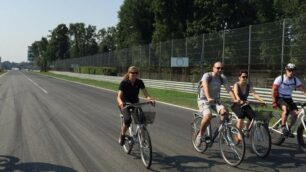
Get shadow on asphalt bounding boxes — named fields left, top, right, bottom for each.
left=238, top=142, right=306, bottom=172
left=0, top=155, right=77, bottom=172
left=150, top=151, right=225, bottom=172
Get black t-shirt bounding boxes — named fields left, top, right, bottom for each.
left=119, top=79, right=145, bottom=103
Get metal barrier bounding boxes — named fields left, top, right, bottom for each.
left=50, top=71, right=306, bottom=104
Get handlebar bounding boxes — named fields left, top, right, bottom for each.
left=124, top=101, right=155, bottom=108
left=295, top=102, right=306, bottom=108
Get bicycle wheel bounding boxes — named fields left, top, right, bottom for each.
left=250, top=122, right=271, bottom=158
left=297, top=122, right=306, bottom=153
left=268, top=112, right=285, bottom=145
left=123, top=124, right=134, bottom=154
left=138, top=127, right=152, bottom=168
left=191, top=116, right=208, bottom=153
left=219, top=125, right=245, bottom=167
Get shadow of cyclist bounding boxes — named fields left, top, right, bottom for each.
left=0, top=155, right=77, bottom=172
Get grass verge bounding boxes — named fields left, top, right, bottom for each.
left=38, top=72, right=199, bottom=109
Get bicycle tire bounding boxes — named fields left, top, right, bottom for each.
left=250, top=122, right=271, bottom=158
left=123, top=123, right=134, bottom=154
left=191, top=116, right=208, bottom=153
left=138, top=127, right=152, bottom=168
left=297, top=122, right=306, bottom=153
left=219, top=125, right=245, bottom=167
left=268, top=112, right=285, bottom=145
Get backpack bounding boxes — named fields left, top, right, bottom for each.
left=281, top=75, right=297, bottom=91
left=197, top=72, right=224, bottom=98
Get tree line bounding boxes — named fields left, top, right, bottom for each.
left=30, top=0, right=306, bottom=71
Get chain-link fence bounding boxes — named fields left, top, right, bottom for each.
left=53, top=17, right=306, bottom=88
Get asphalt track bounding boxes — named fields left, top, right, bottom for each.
left=0, top=70, right=305, bottom=171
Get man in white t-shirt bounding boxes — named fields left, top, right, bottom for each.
left=272, top=63, right=306, bottom=137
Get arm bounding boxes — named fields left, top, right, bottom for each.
left=203, top=81, right=214, bottom=102
left=142, top=88, right=155, bottom=104
left=224, top=83, right=237, bottom=102
left=250, top=87, right=266, bottom=104
left=117, top=90, right=124, bottom=110
left=271, top=84, right=279, bottom=104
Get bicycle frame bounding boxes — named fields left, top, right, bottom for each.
left=270, top=105, right=306, bottom=135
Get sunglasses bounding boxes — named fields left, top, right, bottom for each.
left=287, top=69, right=295, bottom=72
left=130, top=72, right=138, bottom=74
left=215, top=67, right=224, bottom=70
left=241, top=76, right=248, bottom=79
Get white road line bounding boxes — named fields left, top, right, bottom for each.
left=23, top=73, right=48, bottom=94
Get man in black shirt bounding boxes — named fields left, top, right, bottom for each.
left=117, top=66, right=155, bottom=146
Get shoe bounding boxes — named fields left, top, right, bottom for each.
left=119, top=134, right=125, bottom=146
left=282, top=127, right=289, bottom=137
left=195, top=134, right=202, bottom=147
left=287, top=129, right=295, bottom=138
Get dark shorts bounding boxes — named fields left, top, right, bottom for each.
left=276, top=97, right=298, bottom=115
left=231, top=104, right=255, bottom=120
left=121, top=106, right=134, bottom=126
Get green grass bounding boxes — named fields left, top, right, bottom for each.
left=38, top=72, right=199, bottom=109
left=37, top=72, right=280, bottom=116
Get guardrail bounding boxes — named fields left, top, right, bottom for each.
left=50, top=71, right=306, bottom=104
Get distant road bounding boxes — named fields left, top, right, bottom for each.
left=0, top=70, right=305, bottom=171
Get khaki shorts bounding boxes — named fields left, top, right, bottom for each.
left=198, top=101, right=225, bottom=117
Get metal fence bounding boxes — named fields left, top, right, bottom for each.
left=53, top=17, right=306, bottom=88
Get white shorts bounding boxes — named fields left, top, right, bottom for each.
left=198, top=101, right=225, bottom=117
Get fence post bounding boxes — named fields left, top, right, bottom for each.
left=200, top=34, right=205, bottom=75
left=281, top=19, right=286, bottom=75
left=148, top=43, right=151, bottom=79
left=248, top=25, right=252, bottom=78
left=222, top=30, right=225, bottom=63
left=159, top=41, right=161, bottom=77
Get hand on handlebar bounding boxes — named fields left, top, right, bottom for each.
left=272, top=102, right=278, bottom=109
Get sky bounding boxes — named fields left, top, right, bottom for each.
left=0, top=0, right=124, bottom=63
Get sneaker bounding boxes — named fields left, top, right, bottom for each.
left=195, top=134, right=202, bottom=147
left=119, top=134, right=125, bottom=146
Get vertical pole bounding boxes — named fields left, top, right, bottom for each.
left=148, top=43, right=151, bottom=79
left=248, top=25, right=252, bottom=79
left=200, top=34, right=205, bottom=75
left=159, top=41, right=161, bottom=77
left=171, top=39, right=173, bottom=80
left=281, top=19, right=286, bottom=75
left=222, top=30, right=225, bottom=63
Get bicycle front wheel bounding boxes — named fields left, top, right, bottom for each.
left=268, top=112, right=285, bottom=145
left=138, top=127, right=152, bottom=168
left=219, top=125, right=245, bottom=167
left=251, top=122, right=271, bottom=158
left=191, top=116, right=208, bottom=153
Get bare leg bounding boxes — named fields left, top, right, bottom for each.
left=199, top=114, right=212, bottom=136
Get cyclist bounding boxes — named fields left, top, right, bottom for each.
left=231, top=70, right=266, bottom=133
left=195, top=61, right=238, bottom=147
left=272, top=63, right=306, bottom=137
left=117, top=66, right=155, bottom=146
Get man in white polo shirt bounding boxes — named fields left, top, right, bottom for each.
left=272, top=63, right=306, bottom=137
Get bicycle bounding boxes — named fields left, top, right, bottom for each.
left=230, top=102, right=271, bottom=158
left=120, top=102, right=156, bottom=168
left=268, top=102, right=306, bottom=152
left=191, top=103, right=245, bottom=167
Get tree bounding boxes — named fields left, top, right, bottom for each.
left=48, top=24, right=70, bottom=61
left=117, top=0, right=154, bottom=48
left=97, top=26, right=117, bottom=53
